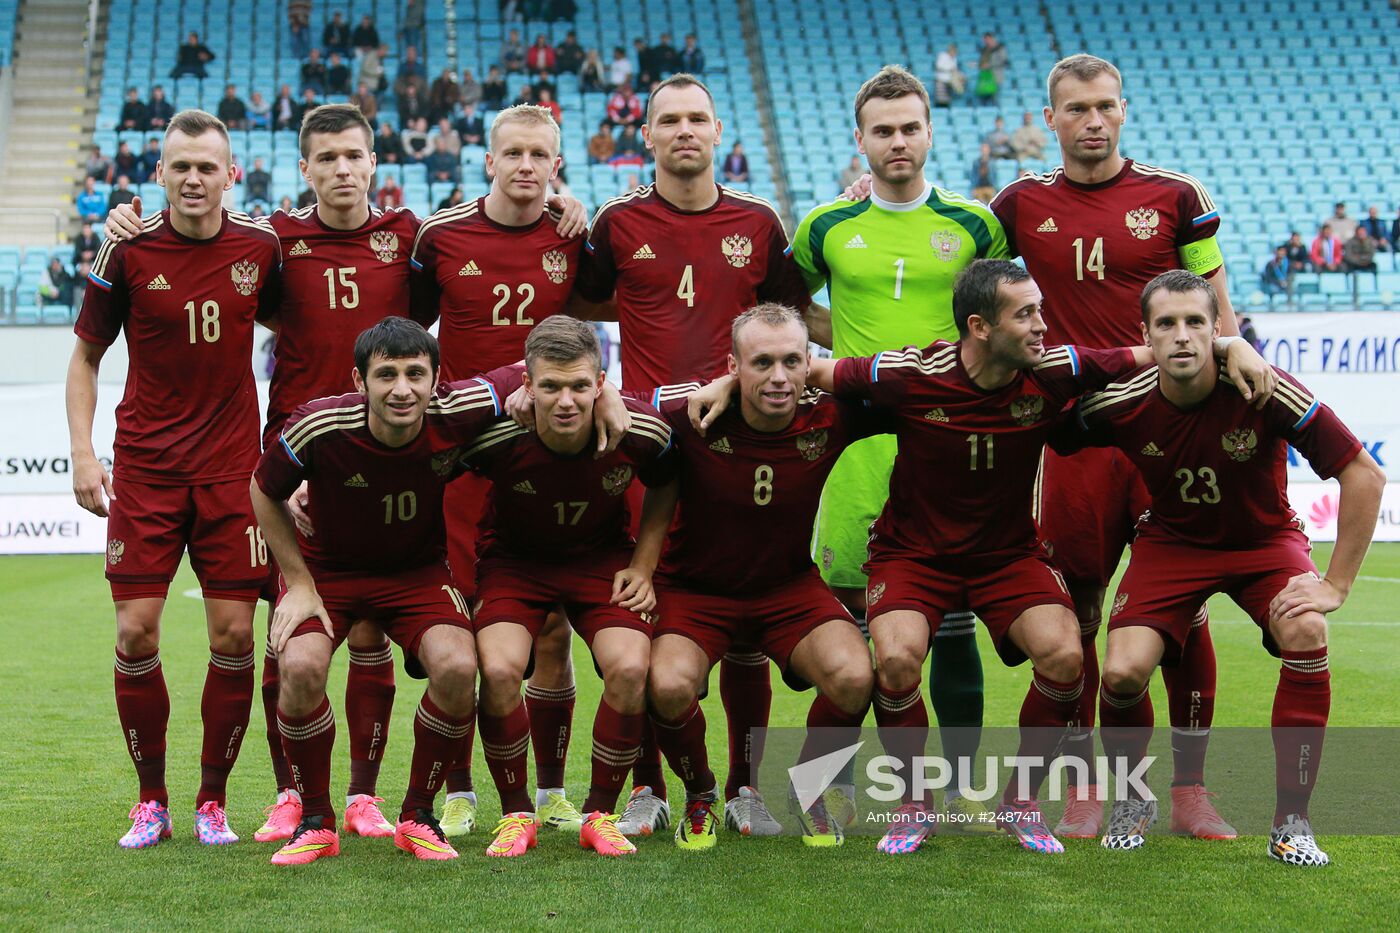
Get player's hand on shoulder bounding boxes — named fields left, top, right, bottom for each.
left=271, top=583, right=331, bottom=653
left=287, top=481, right=315, bottom=537
left=547, top=193, right=588, bottom=238
left=506, top=384, right=536, bottom=430
left=1219, top=337, right=1276, bottom=409
left=841, top=173, right=873, bottom=202
left=1268, top=571, right=1344, bottom=626
left=687, top=374, right=736, bottom=436
left=72, top=453, right=114, bottom=517
left=594, top=381, right=632, bottom=457
left=611, top=565, right=656, bottom=614
left=104, top=196, right=144, bottom=241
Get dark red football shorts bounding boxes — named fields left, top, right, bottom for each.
left=863, top=552, right=1073, bottom=666
left=287, top=560, right=471, bottom=656
left=655, top=569, right=859, bottom=690
left=1108, top=529, right=1318, bottom=661
left=473, top=548, right=654, bottom=643
left=1038, top=445, right=1151, bottom=588
left=105, top=476, right=265, bottom=602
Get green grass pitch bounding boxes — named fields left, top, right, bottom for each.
left=2, top=544, right=1397, bottom=930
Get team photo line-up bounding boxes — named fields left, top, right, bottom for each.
left=73, top=52, right=1381, bottom=868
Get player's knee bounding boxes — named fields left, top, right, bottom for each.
left=1272, top=611, right=1328, bottom=652
left=823, top=662, right=873, bottom=714
left=279, top=644, right=329, bottom=702
left=874, top=647, right=923, bottom=692
left=429, top=653, right=478, bottom=703
left=1035, top=637, right=1083, bottom=684
left=605, top=652, right=649, bottom=695
left=478, top=652, right=527, bottom=697
left=1099, top=658, right=1150, bottom=696
left=646, top=665, right=698, bottom=719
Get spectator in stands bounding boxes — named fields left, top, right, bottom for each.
left=456, top=103, right=485, bottom=146
left=326, top=53, right=352, bottom=95
left=1011, top=110, right=1047, bottom=163
left=119, top=88, right=147, bottom=130
left=722, top=142, right=749, bottom=183
left=532, top=69, right=556, bottom=99
left=538, top=87, right=563, bottom=125
left=501, top=29, right=526, bottom=73
left=108, top=175, right=136, bottom=212
left=581, top=49, right=606, bottom=91
left=72, top=222, right=100, bottom=265
left=624, top=172, right=642, bottom=192
left=975, top=32, right=1008, bottom=106
left=298, top=187, right=317, bottom=208
left=1311, top=223, right=1344, bottom=272
left=437, top=186, right=465, bottom=211
left=984, top=116, right=1013, bottom=160
left=170, top=31, right=214, bottom=79
left=651, top=33, right=680, bottom=76
left=514, top=84, right=537, bottom=107
left=611, top=125, right=644, bottom=165
left=1393, top=209, right=1400, bottom=256
left=557, top=32, right=585, bottom=75
left=288, top=1, right=311, bottom=59
left=139, top=139, right=161, bottom=183
left=402, top=0, right=425, bottom=53
left=216, top=85, right=247, bottom=129
left=459, top=68, right=482, bottom=109
left=85, top=145, right=113, bottom=184
left=295, top=88, right=320, bottom=131
left=608, top=46, right=633, bottom=90
left=1361, top=205, right=1391, bottom=252
left=429, top=68, right=460, bottom=123
left=375, top=120, right=405, bottom=163
left=482, top=65, right=507, bottom=109
left=323, top=11, right=351, bottom=58
left=680, top=33, right=704, bottom=74
left=933, top=42, right=964, bottom=106
left=1344, top=226, right=1378, bottom=274
left=1260, top=246, right=1294, bottom=300
left=301, top=48, right=327, bottom=95
left=633, top=38, right=657, bottom=86
left=550, top=168, right=574, bottom=199
left=1325, top=202, right=1357, bottom=242
left=39, top=258, right=75, bottom=309
left=245, top=157, right=271, bottom=205
left=360, top=44, right=387, bottom=94
left=588, top=120, right=616, bottom=164
left=147, top=86, right=174, bottom=129
left=1283, top=230, right=1311, bottom=271
left=396, top=47, right=429, bottom=102
left=376, top=174, right=402, bottom=209
left=425, top=136, right=460, bottom=184
left=398, top=82, right=428, bottom=127
left=970, top=142, right=997, bottom=203
left=527, top=35, right=556, bottom=74
left=401, top=116, right=431, bottom=163
left=249, top=203, right=268, bottom=219
left=113, top=141, right=139, bottom=179
left=77, top=177, right=107, bottom=222
left=432, top=117, right=462, bottom=158
left=352, top=14, right=380, bottom=59
left=350, top=82, right=378, bottom=123
left=606, top=82, right=643, bottom=128
left=279, top=194, right=295, bottom=213
left=248, top=90, right=271, bottom=130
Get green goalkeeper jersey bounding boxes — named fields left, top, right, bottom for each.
left=793, top=183, right=1010, bottom=358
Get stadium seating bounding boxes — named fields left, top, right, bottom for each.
left=0, top=0, right=17, bottom=68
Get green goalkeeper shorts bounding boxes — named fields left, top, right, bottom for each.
left=812, top=434, right=896, bottom=591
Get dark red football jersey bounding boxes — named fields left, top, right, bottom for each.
left=832, top=343, right=1138, bottom=560
left=991, top=160, right=1221, bottom=348
left=261, top=205, right=430, bottom=445
left=574, top=184, right=810, bottom=394
left=253, top=368, right=519, bottom=574
left=1072, top=367, right=1362, bottom=548
left=410, top=198, right=583, bottom=380
left=460, top=397, right=675, bottom=560
left=656, top=391, right=891, bottom=593
left=77, top=209, right=282, bottom=485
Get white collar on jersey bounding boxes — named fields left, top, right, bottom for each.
left=871, top=179, right=933, bottom=213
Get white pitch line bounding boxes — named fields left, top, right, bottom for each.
left=1357, top=574, right=1400, bottom=584
left=1206, top=618, right=1400, bottom=627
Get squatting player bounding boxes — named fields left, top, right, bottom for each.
left=67, top=110, right=282, bottom=848
left=796, top=65, right=1009, bottom=827
left=1057, top=271, right=1383, bottom=865
left=799, top=260, right=1271, bottom=856
left=573, top=73, right=811, bottom=836
left=464, top=317, right=674, bottom=859
left=250, top=318, right=521, bottom=863
left=646, top=305, right=880, bottom=849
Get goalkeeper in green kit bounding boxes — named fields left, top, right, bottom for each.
left=796, top=66, right=1009, bottom=837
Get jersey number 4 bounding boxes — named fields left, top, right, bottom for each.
left=1073, top=237, right=1106, bottom=281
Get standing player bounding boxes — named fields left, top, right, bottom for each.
left=646, top=305, right=878, bottom=850
left=249, top=318, right=518, bottom=864
left=411, top=104, right=587, bottom=837
left=66, top=110, right=281, bottom=848
left=990, top=54, right=1244, bottom=837
left=1060, top=271, right=1383, bottom=864
left=572, top=72, right=811, bottom=836
left=794, top=66, right=1008, bottom=827
left=463, top=317, right=674, bottom=858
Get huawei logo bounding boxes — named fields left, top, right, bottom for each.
left=1307, top=494, right=1339, bottom=530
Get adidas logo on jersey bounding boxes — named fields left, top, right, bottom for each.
left=513, top=480, right=537, bottom=494
left=844, top=235, right=868, bottom=249
left=709, top=437, right=734, bottom=454
left=1141, top=442, right=1165, bottom=457
left=288, top=239, right=312, bottom=256
left=632, top=244, right=657, bottom=260
left=459, top=260, right=482, bottom=276
left=1037, top=217, right=1059, bottom=233
left=344, top=473, right=369, bottom=487
left=923, top=408, right=950, bottom=422
left=146, top=274, right=171, bottom=290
